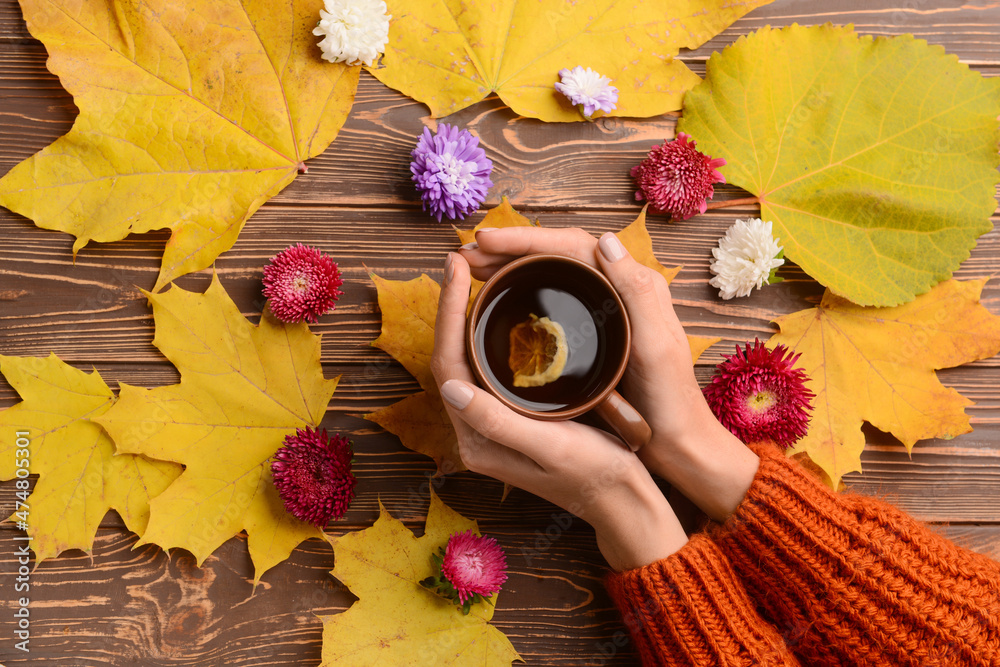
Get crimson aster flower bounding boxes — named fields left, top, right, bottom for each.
left=630, top=132, right=727, bottom=220
left=262, top=244, right=344, bottom=324
left=420, top=530, right=508, bottom=614
left=411, top=124, right=493, bottom=222
left=554, top=66, right=618, bottom=118
left=271, top=427, right=357, bottom=527
left=703, top=340, right=814, bottom=448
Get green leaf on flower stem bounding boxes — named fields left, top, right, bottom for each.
left=679, top=24, right=1000, bottom=307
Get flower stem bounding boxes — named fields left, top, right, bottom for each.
left=704, top=196, right=760, bottom=210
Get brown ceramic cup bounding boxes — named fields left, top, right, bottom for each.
left=466, top=254, right=651, bottom=451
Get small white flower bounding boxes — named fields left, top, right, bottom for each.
left=313, top=0, right=391, bottom=67
left=554, top=66, right=618, bottom=118
left=709, top=218, right=784, bottom=300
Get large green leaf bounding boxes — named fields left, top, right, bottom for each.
left=679, top=25, right=1000, bottom=306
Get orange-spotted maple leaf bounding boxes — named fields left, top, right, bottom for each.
left=367, top=201, right=718, bottom=473
left=770, top=279, right=1000, bottom=487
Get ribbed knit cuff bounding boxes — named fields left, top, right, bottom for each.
left=606, top=533, right=799, bottom=666
left=713, top=443, right=1000, bottom=666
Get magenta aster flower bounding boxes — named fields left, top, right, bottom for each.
left=420, top=530, right=508, bottom=613
left=271, top=427, right=357, bottom=527
left=630, top=132, right=727, bottom=220
left=410, top=123, right=493, bottom=222
left=262, top=244, right=344, bottom=324
left=554, top=66, right=618, bottom=118
left=703, top=340, right=814, bottom=447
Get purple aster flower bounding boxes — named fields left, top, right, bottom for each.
left=554, top=66, right=619, bottom=118
left=410, top=124, right=493, bottom=222
left=271, top=427, right=357, bottom=527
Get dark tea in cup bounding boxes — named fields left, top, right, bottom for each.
left=466, top=254, right=650, bottom=450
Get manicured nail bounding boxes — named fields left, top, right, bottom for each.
left=476, top=227, right=498, bottom=234
left=599, top=232, right=627, bottom=263
left=460, top=241, right=479, bottom=251
left=444, top=252, right=456, bottom=284
left=441, top=379, right=475, bottom=410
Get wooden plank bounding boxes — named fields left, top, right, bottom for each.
left=2, top=47, right=998, bottom=213
left=3, top=0, right=1000, bottom=63
left=2, top=208, right=999, bottom=361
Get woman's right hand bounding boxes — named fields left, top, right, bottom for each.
left=461, top=226, right=760, bottom=521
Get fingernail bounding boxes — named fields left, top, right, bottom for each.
left=476, top=227, right=498, bottom=233
left=460, top=241, right=479, bottom=251
left=444, top=252, right=455, bottom=284
left=599, top=232, right=627, bottom=263
left=441, top=379, right=474, bottom=410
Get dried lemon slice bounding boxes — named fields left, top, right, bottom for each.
left=508, top=314, right=569, bottom=387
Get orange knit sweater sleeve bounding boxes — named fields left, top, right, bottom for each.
left=713, top=444, right=1000, bottom=666
left=606, top=445, right=1000, bottom=666
left=606, top=532, right=802, bottom=665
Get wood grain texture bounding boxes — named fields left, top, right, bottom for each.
left=1, top=0, right=999, bottom=664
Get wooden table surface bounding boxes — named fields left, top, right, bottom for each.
left=2, top=0, right=999, bottom=665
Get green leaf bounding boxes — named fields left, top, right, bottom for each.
left=679, top=25, right=1000, bottom=306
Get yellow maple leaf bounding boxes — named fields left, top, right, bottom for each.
left=320, top=490, right=521, bottom=665
left=368, top=202, right=718, bottom=473
left=770, top=279, right=1000, bottom=488
left=0, top=354, right=181, bottom=562
left=93, top=274, right=339, bottom=582
left=0, top=0, right=359, bottom=292
left=371, top=0, right=772, bottom=121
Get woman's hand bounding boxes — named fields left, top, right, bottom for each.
left=431, top=250, right=687, bottom=571
left=461, top=226, right=760, bottom=521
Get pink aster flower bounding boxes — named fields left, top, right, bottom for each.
left=411, top=123, right=493, bottom=222
left=703, top=340, right=814, bottom=448
left=630, top=132, right=727, bottom=220
left=554, top=66, right=618, bottom=118
left=421, top=530, right=508, bottom=613
left=271, top=427, right=357, bottom=527
left=262, top=244, right=344, bottom=324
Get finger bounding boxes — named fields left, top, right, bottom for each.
left=595, top=233, right=687, bottom=349
left=430, top=253, right=476, bottom=385
left=440, top=379, right=608, bottom=469
left=468, top=226, right=600, bottom=267
left=453, top=421, right=546, bottom=487
left=440, top=379, right=551, bottom=484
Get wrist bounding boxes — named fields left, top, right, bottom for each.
left=642, top=410, right=759, bottom=522
left=592, top=468, right=688, bottom=571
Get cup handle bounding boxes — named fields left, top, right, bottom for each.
left=593, top=390, right=652, bottom=452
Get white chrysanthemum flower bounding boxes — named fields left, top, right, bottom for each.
left=313, top=0, right=391, bottom=67
left=709, top=218, right=784, bottom=300
left=554, top=66, right=618, bottom=118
